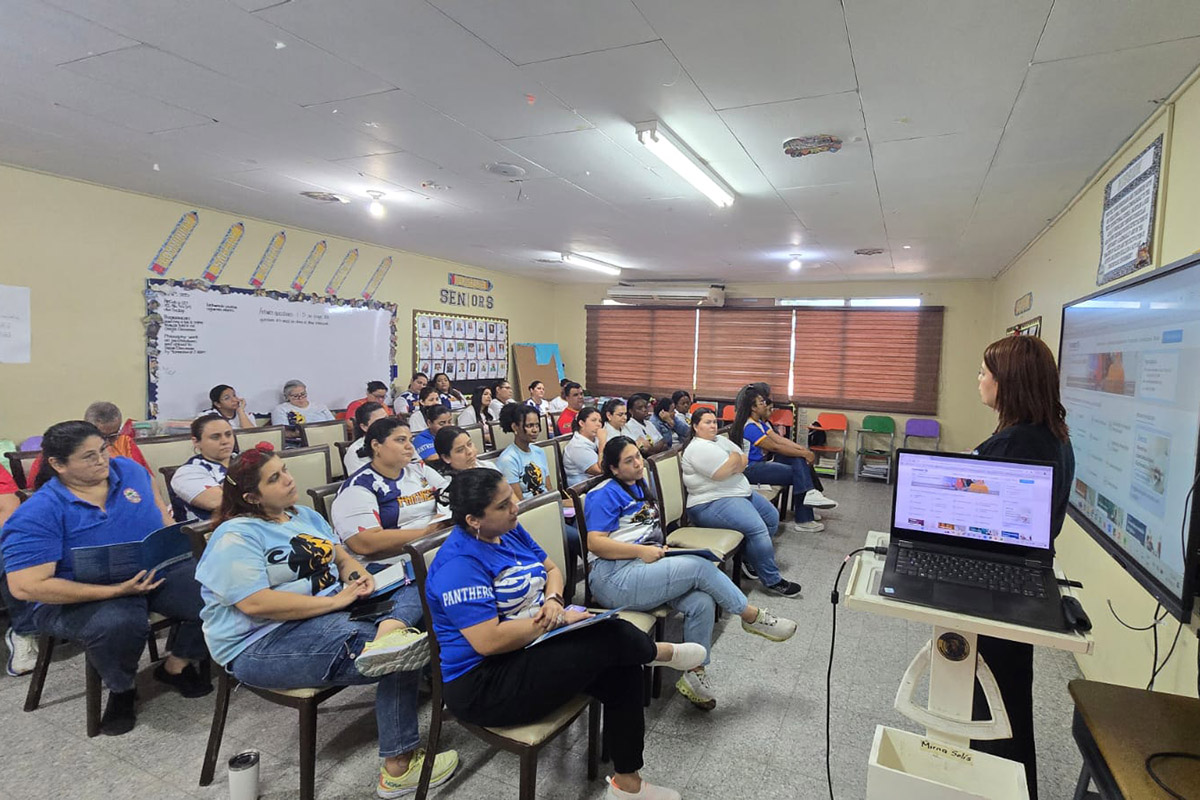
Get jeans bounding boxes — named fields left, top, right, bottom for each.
left=229, top=583, right=424, bottom=758
left=688, top=492, right=782, bottom=587
left=589, top=555, right=748, bottom=666
left=744, top=455, right=815, bottom=522
left=30, top=558, right=208, bottom=693
left=444, top=619, right=655, bottom=775
left=0, top=552, right=38, bottom=635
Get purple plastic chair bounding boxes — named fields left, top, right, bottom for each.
left=902, top=418, right=940, bottom=450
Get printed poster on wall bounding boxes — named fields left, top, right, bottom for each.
left=412, top=309, right=508, bottom=389
left=0, top=284, right=32, bottom=363
left=1097, top=135, right=1163, bottom=285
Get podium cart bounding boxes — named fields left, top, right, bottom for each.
left=845, top=531, right=1094, bottom=799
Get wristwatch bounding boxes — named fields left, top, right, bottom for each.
left=545, top=593, right=564, bottom=606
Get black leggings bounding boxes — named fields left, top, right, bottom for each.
left=443, top=619, right=656, bottom=774
left=971, top=636, right=1037, bottom=799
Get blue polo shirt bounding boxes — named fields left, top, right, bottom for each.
left=0, top=457, right=163, bottom=581
left=413, top=429, right=437, bottom=461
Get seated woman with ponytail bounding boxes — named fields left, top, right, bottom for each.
left=171, top=413, right=236, bottom=522
left=681, top=409, right=800, bottom=596
left=195, top=444, right=458, bottom=797
left=1, top=421, right=211, bottom=736
left=562, top=406, right=606, bottom=488
left=345, top=401, right=390, bottom=476
left=432, top=426, right=500, bottom=476
left=426, top=468, right=703, bottom=800
left=584, top=436, right=797, bottom=711
left=330, top=418, right=450, bottom=568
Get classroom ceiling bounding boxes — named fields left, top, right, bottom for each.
left=3, top=0, right=1200, bottom=285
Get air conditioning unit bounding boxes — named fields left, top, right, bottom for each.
left=605, top=284, right=725, bottom=307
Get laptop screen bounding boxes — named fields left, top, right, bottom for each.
left=892, top=451, right=1055, bottom=551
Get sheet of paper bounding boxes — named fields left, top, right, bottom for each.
left=0, top=284, right=31, bottom=363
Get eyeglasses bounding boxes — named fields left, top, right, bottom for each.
left=288, top=392, right=308, bottom=400
left=99, top=431, right=121, bottom=445
left=75, top=449, right=109, bottom=465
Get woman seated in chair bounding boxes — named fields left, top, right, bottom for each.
left=585, top=436, right=797, bottom=711
left=172, top=414, right=236, bottom=522
left=345, top=381, right=393, bottom=430
left=600, top=398, right=629, bottom=441
left=195, top=444, right=458, bottom=797
left=392, top=372, right=428, bottom=416
left=432, top=427, right=500, bottom=476
left=562, top=406, right=606, bottom=488
left=345, top=401, right=389, bottom=477
left=524, top=380, right=550, bottom=413
left=729, top=386, right=837, bottom=534
left=455, top=386, right=494, bottom=446
left=205, top=384, right=255, bottom=429
left=331, top=418, right=450, bottom=569
left=408, top=386, right=443, bottom=434
left=427, top=468, right=703, bottom=800
left=681, top=409, right=800, bottom=597
left=1, top=421, right=211, bottom=736
left=650, top=397, right=685, bottom=448
left=412, top=405, right=453, bottom=463
left=432, top=372, right=466, bottom=410
left=271, top=380, right=334, bottom=446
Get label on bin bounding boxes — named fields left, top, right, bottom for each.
left=920, top=739, right=974, bottom=764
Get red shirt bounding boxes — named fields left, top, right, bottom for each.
left=557, top=407, right=578, bottom=436
left=0, top=466, right=17, bottom=495
left=345, top=397, right=393, bottom=427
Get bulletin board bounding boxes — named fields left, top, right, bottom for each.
left=413, top=309, right=508, bottom=391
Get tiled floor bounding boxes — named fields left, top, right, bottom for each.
left=0, top=477, right=1084, bottom=799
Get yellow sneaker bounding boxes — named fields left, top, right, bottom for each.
left=377, top=749, right=459, bottom=798
left=355, top=628, right=431, bottom=678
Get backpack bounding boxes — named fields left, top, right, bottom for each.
left=808, top=420, right=827, bottom=447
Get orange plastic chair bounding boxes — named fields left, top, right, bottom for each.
left=809, top=412, right=848, bottom=480
left=721, top=405, right=736, bottom=422
left=689, top=402, right=716, bottom=415
left=768, top=408, right=794, bottom=434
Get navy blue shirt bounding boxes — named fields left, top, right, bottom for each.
left=1, top=457, right=163, bottom=580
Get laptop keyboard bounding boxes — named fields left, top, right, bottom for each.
left=895, top=549, right=1047, bottom=598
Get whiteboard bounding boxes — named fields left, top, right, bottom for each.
left=146, top=280, right=396, bottom=419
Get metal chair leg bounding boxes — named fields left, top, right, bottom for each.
left=298, top=700, right=318, bottom=800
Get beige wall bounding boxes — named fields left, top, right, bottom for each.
left=553, top=279, right=997, bottom=453
left=993, top=75, right=1200, bottom=694
left=0, top=164, right=558, bottom=442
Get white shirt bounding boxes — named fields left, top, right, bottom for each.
left=457, top=406, right=479, bottom=427
left=525, top=398, right=549, bottom=414
left=343, top=437, right=370, bottom=476
left=547, top=396, right=569, bottom=413
left=488, top=398, right=507, bottom=419
left=171, top=455, right=227, bottom=521
left=603, top=423, right=625, bottom=441
left=409, top=409, right=428, bottom=433
left=623, top=417, right=662, bottom=445
left=201, top=407, right=243, bottom=429
left=330, top=462, right=450, bottom=565
left=680, top=437, right=752, bottom=508
left=562, top=432, right=600, bottom=488
left=270, top=402, right=334, bottom=427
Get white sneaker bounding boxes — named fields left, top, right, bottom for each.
left=803, top=489, right=838, bottom=509
left=813, top=511, right=822, bottom=521
left=741, top=608, right=797, bottom=642
left=607, top=776, right=682, bottom=800
left=5, top=628, right=37, bottom=677
left=790, top=520, right=825, bottom=534
left=648, top=642, right=706, bottom=671
left=675, top=667, right=717, bottom=710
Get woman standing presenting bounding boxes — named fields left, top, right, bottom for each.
left=971, top=335, right=1074, bottom=799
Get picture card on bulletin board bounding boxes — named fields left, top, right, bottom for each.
left=413, top=309, right=508, bottom=394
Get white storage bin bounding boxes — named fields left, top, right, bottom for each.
left=866, top=725, right=1029, bottom=800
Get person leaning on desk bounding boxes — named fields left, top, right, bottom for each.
left=972, top=335, right=1076, bottom=800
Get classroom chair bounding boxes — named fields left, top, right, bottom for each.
left=236, top=425, right=284, bottom=453
left=768, top=406, right=796, bottom=440
left=903, top=418, right=942, bottom=450
left=158, top=465, right=190, bottom=521
left=808, top=412, right=848, bottom=480
left=720, top=405, right=736, bottom=422
left=487, top=419, right=516, bottom=452
left=278, top=446, right=332, bottom=510
left=298, top=419, right=348, bottom=480
left=406, top=528, right=601, bottom=800
left=460, top=422, right=486, bottom=456
left=4, top=449, right=41, bottom=489
left=305, top=481, right=341, bottom=522
left=137, top=433, right=198, bottom=502
left=855, top=415, right=896, bottom=483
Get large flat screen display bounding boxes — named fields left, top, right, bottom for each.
left=1059, top=256, right=1200, bottom=621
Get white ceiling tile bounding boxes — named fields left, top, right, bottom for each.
left=846, top=0, right=1051, bottom=142
left=632, top=0, right=857, bottom=110
left=44, top=0, right=393, bottom=106
left=259, top=0, right=590, bottom=140
left=719, top=92, right=872, bottom=190
left=1036, top=0, right=1200, bottom=62
left=0, top=0, right=137, bottom=65
left=993, top=37, right=1200, bottom=169
left=778, top=183, right=882, bottom=235
left=428, top=0, right=656, bottom=65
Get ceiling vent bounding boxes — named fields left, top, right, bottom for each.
left=300, top=191, right=349, bottom=204
left=606, top=284, right=725, bottom=307
left=485, top=162, right=526, bottom=179
left=854, top=247, right=885, bottom=256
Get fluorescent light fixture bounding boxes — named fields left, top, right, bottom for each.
left=562, top=252, right=622, bottom=277
left=849, top=297, right=922, bottom=308
left=635, top=120, right=735, bottom=208
left=1076, top=299, right=1141, bottom=309
left=777, top=298, right=846, bottom=307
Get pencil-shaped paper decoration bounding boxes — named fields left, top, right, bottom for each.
left=361, top=256, right=392, bottom=300
left=148, top=211, right=198, bottom=275
left=250, top=231, right=286, bottom=287
left=201, top=222, right=244, bottom=283
left=325, top=248, right=359, bottom=295
left=291, top=240, right=326, bottom=292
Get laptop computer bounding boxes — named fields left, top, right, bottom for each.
left=879, top=449, right=1067, bottom=632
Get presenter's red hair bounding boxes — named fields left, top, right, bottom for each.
left=983, top=336, right=1069, bottom=442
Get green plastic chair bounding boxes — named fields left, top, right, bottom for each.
left=855, top=415, right=896, bottom=482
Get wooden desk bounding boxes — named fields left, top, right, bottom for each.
left=1070, top=679, right=1200, bottom=799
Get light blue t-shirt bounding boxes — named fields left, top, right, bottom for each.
left=425, top=524, right=548, bottom=682
left=742, top=420, right=771, bottom=463
left=583, top=478, right=663, bottom=560
left=195, top=505, right=341, bottom=666
left=496, top=444, right=550, bottom=497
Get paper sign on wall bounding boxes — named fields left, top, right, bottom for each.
left=0, top=284, right=31, bottom=363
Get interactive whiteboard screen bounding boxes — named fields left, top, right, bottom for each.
left=146, top=280, right=395, bottom=419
